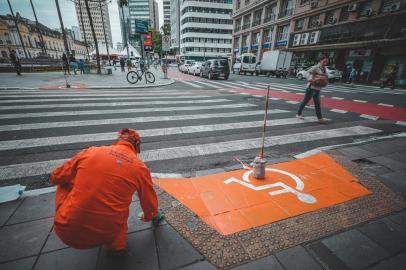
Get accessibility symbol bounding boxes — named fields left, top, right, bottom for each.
left=224, top=168, right=317, bottom=204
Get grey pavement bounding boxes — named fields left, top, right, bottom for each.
left=0, top=68, right=173, bottom=90
left=0, top=137, right=405, bottom=269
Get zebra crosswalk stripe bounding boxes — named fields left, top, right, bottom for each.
left=0, top=126, right=381, bottom=181
left=180, top=81, right=204, bottom=88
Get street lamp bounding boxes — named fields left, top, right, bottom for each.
left=98, top=0, right=111, bottom=65
left=55, top=0, right=70, bottom=56
left=30, top=0, right=47, bottom=56
left=6, top=0, right=28, bottom=58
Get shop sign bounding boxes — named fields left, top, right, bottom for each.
left=275, top=40, right=288, bottom=47
left=262, top=43, right=271, bottom=49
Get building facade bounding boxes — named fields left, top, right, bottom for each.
left=71, top=26, right=81, bottom=41
left=74, top=0, right=113, bottom=48
left=180, top=0, right=233, bottom=60
left=170, top=0, right=180, bottom=53
left=151, top=0, right=160, bottom=29
left=163, top=0, right=171, bottom=25
left=0, top=15, right=88, bottom=60
left=232, top=0, right=406, bottom=84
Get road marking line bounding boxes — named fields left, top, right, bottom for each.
left=0, top=126, right=381, bottom=181
left=0, top=104, right=257, bottom=120
left=330, top=109, right=348, bottom=114
left=0, top=117, right=319, bottom=151
left=240, top=93, right=250, bottom=95
left=181, top=81, right=203, bottom=88
left=0, top=95, right=210, bottom=104
left=0, top=109, right=289, bottom=132
left=395, top=121, right=406, bottom=126
left=194, top=81, right=222, bottom=89
left=0, top=91, right=186, bottom=98
left=286, top=101, right=299, bottom=104
left=253, top=95, right=263, bottom=98
left=353, top=100, right=367, bottom=103
left=378, top=103, right=394, bottom=107
left=331, top=97, right=344, bottom=100
left=269, top=97, right=280, bottom=100
left=0, top=99, right=231, bottom=111
left=360, top=114, right=379, bottom=120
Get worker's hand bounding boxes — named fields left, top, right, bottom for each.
left=152, top=210, right=165, bottom=226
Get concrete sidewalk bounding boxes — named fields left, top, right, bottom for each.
left=0, top=68, right=174, bottom=90
left=0, top=138, right=405, bottom=270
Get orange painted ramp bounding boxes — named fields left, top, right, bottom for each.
left=155, top=153, right=371, bottom=235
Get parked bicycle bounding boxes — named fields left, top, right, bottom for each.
left=126, top=66, right=155, bottom=84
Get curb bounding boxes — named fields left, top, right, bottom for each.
left=0, top=79, right=175, bottom=90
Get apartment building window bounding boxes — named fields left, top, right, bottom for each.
left=236, top=0, right=241, bottom=9
left=278, top=0, right=294, bottom=18
left=242, top=35, right=248, bottom=47
left=252, top=32, right=260, bottom=45
left=300, top=0, right=309, bottom=4
left=252, top=9, right=262, bottom=27
left=245, top=0, right=250, bottom=5
left=309, top=14, right=321, bottom=29
left=295, top=19, right=304, bottom=31
left=277, top=25, right=289, bottom=41
left=325, top=11, right=337, bottom=25
left=339, top=6, right=350, bottom=22
left=264, top=4, right=277, bottom=23
left=358, top=0, right=373, bottom=17
left=242, top=14, right=251, bottom=30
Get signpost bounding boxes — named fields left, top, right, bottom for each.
left=134, top=19, right=149, bottom=34
left=162, top=35, right=171, bottom=79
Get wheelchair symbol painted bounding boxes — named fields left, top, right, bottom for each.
left=224, top=168, right=317, bottom=204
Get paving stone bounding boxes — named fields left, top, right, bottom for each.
left=231, top=255, right=284, bottom=270
left=275, top=245, right=323, bottom=270
left=338, top=147, right=377, bottom=160
left=97, top=229, right=158, bottom=270
left=365, top=251, right=406, bottom=270
left=307, top=241, right=351, bottom=270
left=127, top=201, right=152, bottom=233
left=359, top=218, right=406, bottom=255
left=385, top=152, right=406, bottom=164
left=224, top=164, right=243, bottom=171
left=360, top=141, right=406, bottom=156
left=42, top=229, right=68, bottom=253
left=155, top=224, right=203, bottom=270
left=267, top=157, right=295, bottom=164
left=179, top=260, right=218, bottom=270
left=389, top=210, right=406, bottom=228
left=34, top=247, right=98, bottom=270
left=378, top=172, right=406, bottom=198
left=321, top=229, right=390, bottom=270
left=0, top=199, right=22, bottom=227
left=0, top=256, right=36, bottom=270
left=7, top=192, right=54, bottom=225
left=367, top=156, right=406, bottom=171
left=0, top=218, right=53, bottom=263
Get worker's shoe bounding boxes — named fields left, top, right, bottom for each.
left=318, top=118, right=329, bottom=124
left=296, top=114, right=304, bottom=119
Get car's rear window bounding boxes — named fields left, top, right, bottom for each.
left=213, top=60, right=228, bottom=66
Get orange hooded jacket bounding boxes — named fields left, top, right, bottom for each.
left=51, top=140, right=158, bottom=249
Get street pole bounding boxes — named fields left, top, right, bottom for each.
left=99, top=0, right=111, bottom=65
left=84, top=0, right=101, bottom=74
left=77, top=0, right=90, bottom=60
left=120, top=4, right=130, bottom=58
left=55, top=0, right=70, bottom=55
left=6, top=0, right=28, bottom=58
left=30, top=0, right=47, bottom=55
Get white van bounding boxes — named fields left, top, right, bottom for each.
left=233, top=53, right=257, bottom=75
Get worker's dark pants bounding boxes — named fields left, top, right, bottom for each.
left=297, top=87, right=323, bottom=119
left=14, top=63, right=21, bottom=75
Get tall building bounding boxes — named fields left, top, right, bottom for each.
left=74, top=0, right=113, bottom=47
left=170, top=0, right=180, bottom=53
left=151, top=0, right=160, bottom=30
left=71, top=26, right=81, bottom=41
left=163, top=0, right=171, bottom=25
left=179, top=0, right=233, bottom=60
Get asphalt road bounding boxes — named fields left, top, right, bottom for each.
left=0, top=68, right=405, bottom=189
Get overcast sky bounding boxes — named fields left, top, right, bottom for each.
left=0, top=0, right=164, bottom=47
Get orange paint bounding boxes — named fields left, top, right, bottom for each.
left=155, top=153, right=371, bottom=235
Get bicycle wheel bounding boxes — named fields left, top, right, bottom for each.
left=126, top=71, right=139, bottom=84
left=145, top=72, right=155, bottom=83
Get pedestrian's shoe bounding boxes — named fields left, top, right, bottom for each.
left=296, top=114, right=304, bottom=119
left=318, top=118, right=329, bottom=124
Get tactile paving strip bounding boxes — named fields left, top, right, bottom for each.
left=155, top=150, right=406, bottom=269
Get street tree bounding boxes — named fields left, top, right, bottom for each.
left=152, top=29, right=162, bottom=56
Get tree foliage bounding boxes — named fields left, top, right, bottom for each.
left=161, top=24, right=171, bottom=35
left=152, top=29, right=162, bottom=55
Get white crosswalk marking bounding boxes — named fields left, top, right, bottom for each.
left=0, top=87, right=385, bottom=186
left=180, top=81, right=204, bottom=88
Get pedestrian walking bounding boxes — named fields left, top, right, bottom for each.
left=139, top=58, right=145, bottom=70
left=78, top=59, right=85, bottom=74
left=119, top=58, right=125, bottom=72
left=9, top=50, right=22, bottom=75
left=50, top=128, right=163, bottom=255
left=126, top=58, right=132, bottom=71
left=112, top=59, right=117, bottom=70
left=62, top=53, right=70, bottom=75
left=381, top=64, right=398, bottom=90
left=296, top=58, right=329, bottom=124
left=348, top=67, right=357, bottom=84
left=69, top=54, right=78, bottom=75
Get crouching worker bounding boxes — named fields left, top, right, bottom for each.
left=50, top=128, right=162, bottom=255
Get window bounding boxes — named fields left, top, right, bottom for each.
left=340, top=6, right=349, bottom=21
left=242, top=35, right=248, bottom=46
left=325, top=11, right=336, bottom=25
left=358, top=0, right=373, bottom=17
left=263, top=27, right=273, bottom=43
left=295, top=19, right=304, bottom=31
left=277, top=25, right=289, bottom=41
left=309, top=14, right=321, bottom=29
left=300, top=0, right=309, bottom=4
left=264, top=4, right=277, bottom=22
left=252, top=32, right=260, bottom=45
left=252, top=9, right=262, bottom=26
left=236, top=0, right=241, bottom=9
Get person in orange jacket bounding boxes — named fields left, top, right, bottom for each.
left=51, top=128, right=162, bottom=254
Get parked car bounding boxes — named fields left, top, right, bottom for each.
left=233, top=53, right=256, bottom=75
left=255, top=62, right=262, bottom=76
left=296, top=66, right=342, bottom=81
left=200, top=59, right=230, bottom=80
left=180, top=60, right=194, bottom=73
left=188, top=62, right=202, bottom=75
